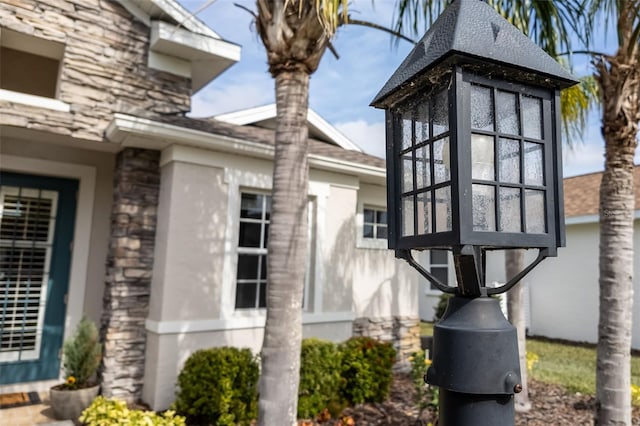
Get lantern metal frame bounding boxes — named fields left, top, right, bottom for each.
left=385, top=65, right=565, bottom=256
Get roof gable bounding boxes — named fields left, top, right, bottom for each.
left=214, top=104, right=363, bottom=152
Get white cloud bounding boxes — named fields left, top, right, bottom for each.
left=335, top=120, right=386, bottom=159
left=563, top=142, right=605, bottom=177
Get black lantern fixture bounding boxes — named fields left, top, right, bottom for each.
left=371, top=0, right=578, bottom=425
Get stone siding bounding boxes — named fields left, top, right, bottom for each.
left=352, top=316, right=421, bottom=369
left=101, top=148, right=160, bottom=403
left=0, top=0, right=191, bottom=141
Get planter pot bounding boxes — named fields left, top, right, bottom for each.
left=50, top=384, right=100, bottom=421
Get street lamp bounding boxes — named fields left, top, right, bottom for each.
left=371, top=0, right=578, bottom=425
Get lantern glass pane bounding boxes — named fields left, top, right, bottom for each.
left=415, top=103, right=430, bottom=143
left=522, top=95, right=542, bottom=139
left=525, top=189, right=546, bottom=233
left=498, top=137, right=520, bottom=183
left=524, top=142, right=544, bottom=186
left=435, top=186, right=452, bottom=232
left=499, top=187, right=521, bottom=232
left=401, top=112, right=413, bottom=150
left=433, top=90, right=449, bottom=136
left=472, top=184, right=496, bottom=231
left=402, top=153, right=413, bottom=192
left=471, top=134, right=494, bottom=181
left=497, top=91, right=520, bottom=135
left=402, top=196, right=415, bottom=236
left=416, top=145, right=431, bottom=189
left=471, top=85, right=494, bottom=131
left=417, top=192, right=432, bottom=234
left=433, top=137, right=450, bottom=184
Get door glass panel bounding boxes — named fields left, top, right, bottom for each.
left=0, top=187, right=57, bottom=362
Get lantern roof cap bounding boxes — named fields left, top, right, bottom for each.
left=371, top=0, right=578, bottom=108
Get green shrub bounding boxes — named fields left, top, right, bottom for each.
left=339, top=336, right=396, bottom=405
left=174, top=347, right=259, bottom=426
left=298, top=338, right=344, bottom=419
left=62, top=317, right=102, bottom=388
left=80, top=396, right=185, bottom=425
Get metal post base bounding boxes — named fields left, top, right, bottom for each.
left=439, top=389, right=514, bottom=426
left=426, top=296, right=521, bottom=426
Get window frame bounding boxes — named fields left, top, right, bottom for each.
left=362, top=206, right=388, bottom=241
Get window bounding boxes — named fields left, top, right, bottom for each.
left=428, top=249, right=449, bottom=290
left=235, top=193, right=270, bottom=309
left=0, top=28, right=64, bottom=99
left=363, top=207, right=387, bottom=240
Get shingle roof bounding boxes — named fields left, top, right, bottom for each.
left=563, top=165, right=640, bottom=217
left=151, top=114, right=385, bottom=169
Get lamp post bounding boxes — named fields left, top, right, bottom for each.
left=371, top=1, right=578, bottom=425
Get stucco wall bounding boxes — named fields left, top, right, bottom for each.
left=0, top=0, right=190, bottom=142
left=525, top=220, right=640, bottom=349
left=148, top=161, right=228, bottom=323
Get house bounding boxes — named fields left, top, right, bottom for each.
left=0, top=0, right=419, bottom=411
left=418, top=167, right=640, bottom=350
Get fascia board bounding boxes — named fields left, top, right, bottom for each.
left=116, top=0, right=221, bottom=39
left=214, top=104, right=277, bottom=125
left=306, top=109, right=362, bottom=152
left=105, top=114, right=385, bottom=182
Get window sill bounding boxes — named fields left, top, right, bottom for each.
left=356, top=237, right=388, bottom=250
left=0, top=89, right=70, bottom=112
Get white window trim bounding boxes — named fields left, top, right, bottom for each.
left=0, top=89, right=70, bottom=112
left=356, top=203, right=387, bottom=250
left=422, top=250, right=455, bottom=295
left=220, top=160, right=331, bottom=321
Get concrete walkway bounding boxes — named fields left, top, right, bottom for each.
left=0, top=392, right=73, bottom=425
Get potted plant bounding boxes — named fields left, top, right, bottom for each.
left=50, top=316, right=102, bottom=421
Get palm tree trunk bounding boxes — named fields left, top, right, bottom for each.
left=595, top=43, right=639, bottom=425
left=505, top=249, right=531, bottom=412
left=258, top=70, right=310, bottom=426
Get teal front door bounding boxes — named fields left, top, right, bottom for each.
left=0, top=172, right=78, bottom=384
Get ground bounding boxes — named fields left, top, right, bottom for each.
left=311, top=373, right=640, bottom=425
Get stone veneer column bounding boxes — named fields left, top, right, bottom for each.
left=101, top=148, right=160, bottom=403
left=352, top=316, right=421, bottom=370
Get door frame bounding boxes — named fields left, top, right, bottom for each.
left=0, top=155, right=96, bottom=392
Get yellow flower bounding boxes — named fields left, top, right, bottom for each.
left=66, top=376, right=76, bottom=385
left=425, top=359, right=432, bottom=366
left=631, top=384, right=640, bottom=407
left=408, top=356, right=414, bottom=362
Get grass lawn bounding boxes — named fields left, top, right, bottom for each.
left=419, top=321, right=640, bottom=395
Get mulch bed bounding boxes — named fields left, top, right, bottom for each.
left=303, top=373, right=640, bottom=425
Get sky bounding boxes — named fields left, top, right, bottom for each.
left=178, top=0, right=639, bottom=178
